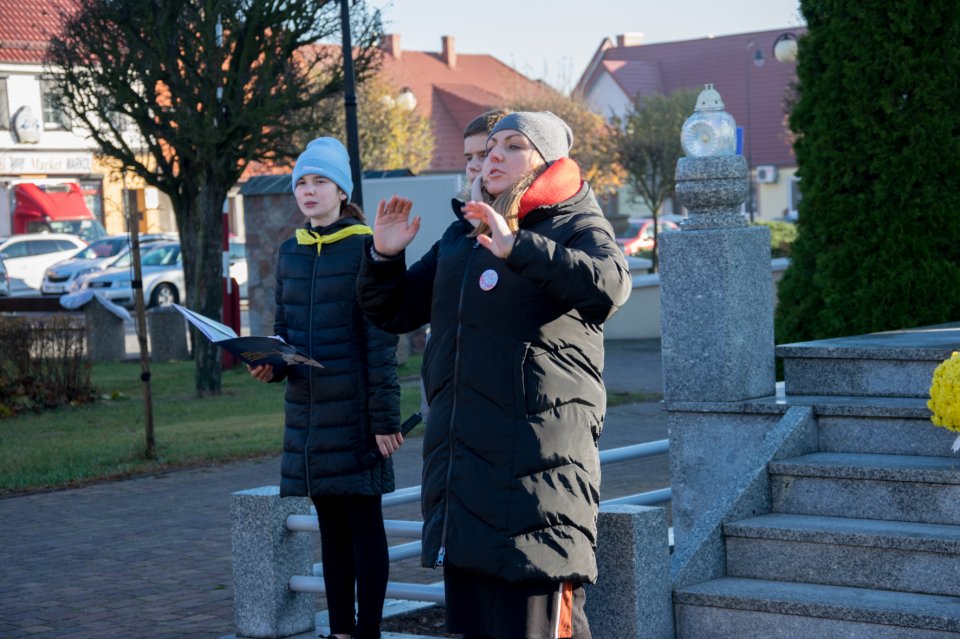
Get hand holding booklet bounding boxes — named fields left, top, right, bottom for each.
left=173, top=304, right=323, bottom=369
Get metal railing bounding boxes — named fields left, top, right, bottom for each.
left=286, top=439, right=671, bottom=604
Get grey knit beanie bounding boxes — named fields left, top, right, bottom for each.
left=489, top=111, right=573, bottom=164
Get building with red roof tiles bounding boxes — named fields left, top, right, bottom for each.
left=0, top=0, right=66, bottom=64
left=378, top=34, right=552, bottom=173
left=576, top=28, right=804, bottom=221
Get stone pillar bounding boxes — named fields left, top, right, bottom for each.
left=84, top=296, right=126, bottom=361
left=240, top=190, right=302, bottom=338
left=231, top=487, right=314, bottom=639
left=659, top=155, right=775, bottom=402
left=147, top=307, right=189, bottom=361
left=585, top=505, right=673, bottom=639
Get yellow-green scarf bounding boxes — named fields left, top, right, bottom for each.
left=295, top=225, right=372, bottom=253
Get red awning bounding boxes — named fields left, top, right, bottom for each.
left=13, top=183, right=94, bottom=232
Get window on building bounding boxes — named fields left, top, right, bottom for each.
left=0, top=78, right=9, bottom=130
left=79, top=179, right=105, bottom=225
left=40, top=77, right=71, bottom=130
left=789, top=176, right=802, bottom=217
left=99, top=96, right=130, bottom=133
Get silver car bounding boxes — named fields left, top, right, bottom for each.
left=74, top=241, right=184, bottom=308
left=42, top=234, right=176, bottom=295
left=0, top=256, right=9, bottom=296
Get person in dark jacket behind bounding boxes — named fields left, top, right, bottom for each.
left=249, top=137, right=403, bottom=639
left=357, top=112, right=631, bottom=639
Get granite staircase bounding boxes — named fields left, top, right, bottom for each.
left=674, top=326, right=960, bottom=638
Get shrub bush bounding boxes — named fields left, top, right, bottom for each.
left=754, top=220, right=798, bottom=258
left=776, top=1, right=960, bottom=344
left=0, top=315, right=95, bottom=418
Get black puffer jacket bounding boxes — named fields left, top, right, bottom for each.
left=357, top=161, right=631, bottom=583
left=273, top=216, right=400, bottom=498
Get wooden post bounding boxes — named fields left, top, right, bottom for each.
left=126, top=193, right=155, bottom=459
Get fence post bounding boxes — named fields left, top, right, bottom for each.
left=231, top=486, right=314, bottom=638
left=586, top=505, right=674, bottom=639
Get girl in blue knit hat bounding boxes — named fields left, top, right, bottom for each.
left=249, top=137, right=404, bottom=639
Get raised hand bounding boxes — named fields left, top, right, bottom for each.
left=462, top=200, right=515, bottom=259
left=373, top=195, right=420, bottom=257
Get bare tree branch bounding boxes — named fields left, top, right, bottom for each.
left=46, top=0, right=383, bottom=394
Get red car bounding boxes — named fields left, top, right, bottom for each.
left=615, top=217, right=680, bottom=255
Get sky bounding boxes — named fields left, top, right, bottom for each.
left=365, top=0, right=804, bottom=91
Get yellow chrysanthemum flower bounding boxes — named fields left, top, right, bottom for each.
left=929, top=351, right=960, bottom=433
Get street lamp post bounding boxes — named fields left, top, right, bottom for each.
left=395, top=87, right=417, bottom=111
left=745, top=32, right=800, bottom=223
left=339, top=0, right=363, bottom=209
left=773, top=32, right=799, bottom=63
left=744, top=42, right=765, bottom=223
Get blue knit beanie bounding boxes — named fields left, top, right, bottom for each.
left=291, top=137, right=353, bottom=198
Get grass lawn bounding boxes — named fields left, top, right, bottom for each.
left=0, top=353, right=654, bottom=495
left=0, top=356, right=424, bottom=495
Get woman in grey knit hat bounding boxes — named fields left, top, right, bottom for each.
left=358, top=111, right=631, bottom=639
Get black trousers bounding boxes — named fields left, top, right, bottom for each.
left=445, top=565, right=592, bottom=639
left=312, top=494, right=388, bottom=639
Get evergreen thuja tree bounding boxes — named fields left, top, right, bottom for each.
left=775, top=0, right=960, bottom=345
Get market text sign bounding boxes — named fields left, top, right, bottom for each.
left=0, top=152, right=94, bottom=175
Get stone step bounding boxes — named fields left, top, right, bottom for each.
left=724, top=513, right=960, bottom=596
left=674, top=577, right=960, bottom=638
left=769, top=452, right=960, bottom=525
left=776, top=325, right=960, bottom=398
left=747, top=395, right=950, bottom=457
left=817, top=412, right=957, bottom=457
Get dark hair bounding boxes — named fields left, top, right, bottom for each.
left=339, top=199, right=366, bottom=224
left=463, top=109, right=510, bottom=138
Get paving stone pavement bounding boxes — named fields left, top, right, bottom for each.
left=0, top=339, right=666, bottom=639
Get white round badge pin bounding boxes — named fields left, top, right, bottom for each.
left=479, top=269, right=499, bottom=291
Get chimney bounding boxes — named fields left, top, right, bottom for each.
left=382, top=33, right=401, bottom=59
left=441, top=35, right=456, bottom=68
left=616, top=32, right=645, bottom=48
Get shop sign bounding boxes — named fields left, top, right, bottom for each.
left=0, top=151, right=94, bottom=175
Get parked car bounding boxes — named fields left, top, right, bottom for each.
left=73, top=240, right=245, bottom=308
left=0, top=233, right=88, bottom=293
left=615, top=217, right=680, bottom=256
left=41, top=233, right=177, bottom=295
left=0, top=256, right=9, bottom=296
left=75, top=241, right=183, bottom=308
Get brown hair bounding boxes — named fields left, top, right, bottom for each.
left=339, top=198, right=366, bottom=224
left=463, top=109, right=510, bottom=138
left=470, top=164, right=547, bottom=237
